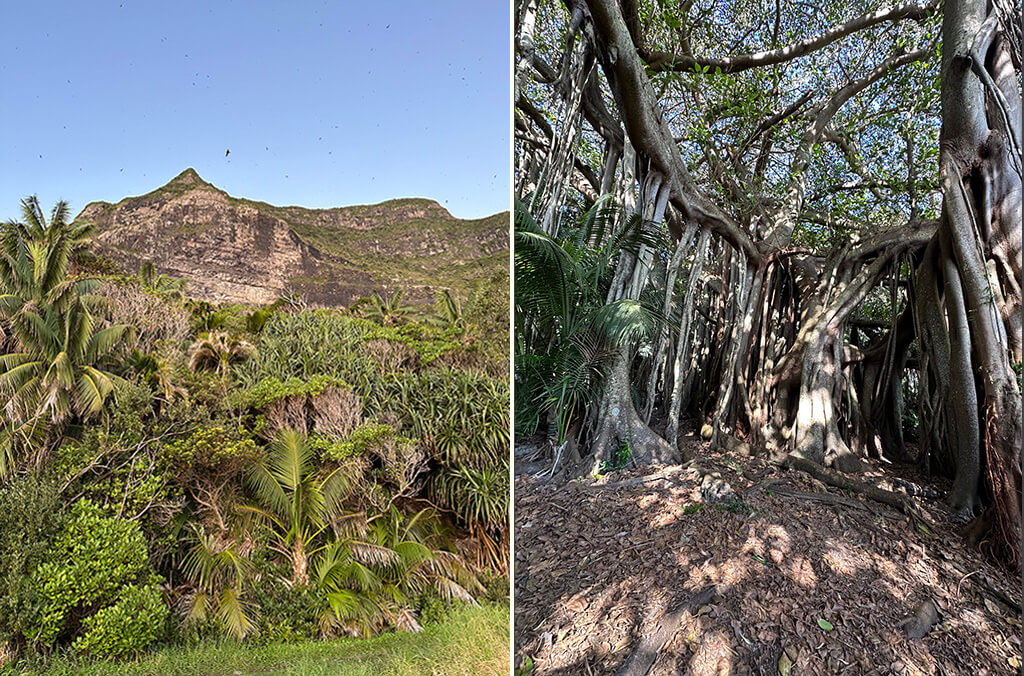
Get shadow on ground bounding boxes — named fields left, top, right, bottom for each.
left=514, top=434, right=1021, bottom=675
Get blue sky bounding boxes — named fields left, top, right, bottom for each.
left=0, top=1, right=510, bottom=221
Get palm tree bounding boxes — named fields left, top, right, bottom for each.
left=127, top=349, right=187, bottom=405
left=181, top=525, right=258, bottom=639
left=188, top=331, right=255, bottom=376
left=314, top=507, right=479, bottom=636
left=422, top=289, right=473, bottom=341
left=136, top=261, right=187, bottom=298
left=240, top=430, right=356, bottom=587
left=515, top=198, right=666, bottom=444
left=0, top=197, right=94, bottom=314
left=363, top=289, right=415, bottom=327
left=0, top=198, right=128, bottom=477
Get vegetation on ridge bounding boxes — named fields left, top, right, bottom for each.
left=0, top=194, right=509, bottom=667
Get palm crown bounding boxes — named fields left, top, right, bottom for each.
left=0, top=197, right=128, bottom=477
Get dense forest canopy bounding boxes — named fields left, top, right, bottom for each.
left=515, top=0, right=1021, bottom=566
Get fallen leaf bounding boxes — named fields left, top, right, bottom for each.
left=516, top=655, right=535, bottom=676
left=983, top=598, right=1002, bottom=615
left=817, top=618, right=834, bottom=631
left=778, top=652, right=793, bottom=675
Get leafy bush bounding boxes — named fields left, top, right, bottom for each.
left=24, top=501, right=155, bottom=645
left=317, top=423, right=394, bottom=461
left=355, top=319, right=463, bottom=364
left=71, top=584, right=167, bottom=658
left=161, top=426, right=260, bottom=476
left=235, top=376, right=363, bottom=439
left=415, top=592, right=451, bottom=626
left=251, top=580, right=321, bottom=642
left=234, top=375, right=349, bottom=409
left=0, top=475, right=67, bottom=643
left=54, top=383, right=185, bottom=561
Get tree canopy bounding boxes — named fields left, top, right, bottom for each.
left=515, top=0, right=1021, bottom=567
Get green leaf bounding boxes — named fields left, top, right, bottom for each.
left=817, top=618, right=834, bottom=631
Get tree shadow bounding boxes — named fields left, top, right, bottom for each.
left=514, top=443, right=1021, bottom=675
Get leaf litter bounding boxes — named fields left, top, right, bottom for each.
left=514, top=434, right=1021, bottom=675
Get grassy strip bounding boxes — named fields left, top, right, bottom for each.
left=5, top=603, right=509, bottom=676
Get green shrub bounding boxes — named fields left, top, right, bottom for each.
left=478, top=571, right=510, bottom=604
left=354, top=318, right=462, bottom=364
left=54, top=382, right=152, bottom=480
left=252, top=580, right=321, bottom=642
left=234, top=375, right=348, bottom=410
left=24, top=501, right=152, bottom=644
left=0, top=475, right=67, bottom=642
left=317, top=423, right=394, bottom=461
left=71, top=584, right=167, bottom=658
left=161, top=426, right=260, bottom=475
left=415, top=592, right=450, bottom=626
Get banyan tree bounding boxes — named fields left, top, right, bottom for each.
left=514, top=0, right=1022, bottom=567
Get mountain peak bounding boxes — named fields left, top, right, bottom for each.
left=76, top=175, right=508, bottom=307
left=167, top=167, right=209, bottom=188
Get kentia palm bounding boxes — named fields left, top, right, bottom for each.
left=314, top=507, right=479, bottom=636
left=0, top=197, right=128, bottom=477
left=239, top=429, right=358, bottom=587
left=182, top=525, right=258, bottom=639
left=514, top=197, right=667, bottom=445
left=188, top=331, right=256, bottom=376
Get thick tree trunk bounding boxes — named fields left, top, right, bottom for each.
left=933, top=0, right=1022, bottom=564
left=590, top=346, right=680, bottom=474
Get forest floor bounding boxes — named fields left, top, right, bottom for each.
left=514, top=429, right=1022, bottom=675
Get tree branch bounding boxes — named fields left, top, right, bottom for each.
left=641, top=0, right=939, bottom=74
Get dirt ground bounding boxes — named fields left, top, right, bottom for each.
left=514, top=432, right=1022, bottom=675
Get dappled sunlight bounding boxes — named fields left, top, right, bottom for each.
left=688, top=555, right=752, bottom=587
left=787, top=555, right=819, bottom=588
left=688, top=628, right=734, bottom=675
left=766, top=524, right=793, bottom=564
left=515, top=449, right=1023, bottom=673
left=821, top=539, right=861, bottom=576
left=905, top=556, right=942, bottom=588
left=739, top=526, right=765, bottom=558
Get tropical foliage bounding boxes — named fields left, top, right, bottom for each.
left=0, top=197, right=128, bottom=477
left=515, top=199, right=666, bottom=442
left=0, top=197, right=509, bottom=667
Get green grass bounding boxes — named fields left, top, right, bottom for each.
left=4, top=603, right=509, bottom=676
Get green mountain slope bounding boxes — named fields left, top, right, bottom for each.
left=75, top=168, right=508, bottom=306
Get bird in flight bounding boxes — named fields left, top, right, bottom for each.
left=225, top=149, right=231, bottom=157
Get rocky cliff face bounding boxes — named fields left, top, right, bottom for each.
left=76, top=169, right=508, bottom=306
